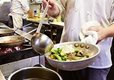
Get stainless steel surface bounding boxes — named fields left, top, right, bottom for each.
left=45, top=41, right=100, bottom=71
left=0, top=56, right=45, bottom=79
left=8, top=67, right=62, bottom=80
left=31, top=33, right=53, bottom=55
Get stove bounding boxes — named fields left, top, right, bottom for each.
left=0, top=43, right=45, bottom=79
left=0, top=21, right=63, bottom=79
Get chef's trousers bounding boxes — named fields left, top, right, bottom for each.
left=58, top=67, right=110, bottom=80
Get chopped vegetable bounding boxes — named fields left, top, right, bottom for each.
left=49, top=45, right=92, bottom=61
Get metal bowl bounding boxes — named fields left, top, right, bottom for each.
left=45, top=41, right=100, bottom=71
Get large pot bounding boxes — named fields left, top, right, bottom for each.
left=45, top=41, right=100, bottom=71
left=8, top=67, right=62, bottom=80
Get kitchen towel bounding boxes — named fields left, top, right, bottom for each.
left=80, top=21, right=100, bottom=44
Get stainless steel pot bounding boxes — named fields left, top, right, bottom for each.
left=8, top=67, right=63, bottom=80
left=45, top=41, right=100, bottom=71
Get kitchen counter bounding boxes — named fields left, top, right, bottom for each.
left=23, top=15, right=64, bottom=27
left=23, top=18, right=63, bottom=43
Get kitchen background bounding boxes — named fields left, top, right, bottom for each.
left=0, top=0, right=114, bottom=80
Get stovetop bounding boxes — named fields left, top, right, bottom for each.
left=0, top=42, right=45, bottom=79
left=0, top=42, right=39, bottom=65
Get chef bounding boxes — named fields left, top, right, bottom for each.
left=43, top=0, right=114, bottom=80
left=10, top=0, right=30, bottom=30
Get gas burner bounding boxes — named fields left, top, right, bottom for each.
left=0, top=46, right=23, bottom=56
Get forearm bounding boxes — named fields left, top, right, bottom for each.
left=87, top=22, right=114, bottom=43
left=105, top=24, right=114, bottom=37
left=48, top=2, right=61, bottom=18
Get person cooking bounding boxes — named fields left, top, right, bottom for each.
left=10, top=0, right=30, bottom=30
left=43, top=0, right=114, bottom=80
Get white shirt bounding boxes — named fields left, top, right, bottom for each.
left=10, top=0, right=30, bottom=15
left=58, top=0, right=114, bottom=68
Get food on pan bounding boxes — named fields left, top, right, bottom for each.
left=0, top=36, right=23, bottom=44
left=49, top=43, right=94, bottom=61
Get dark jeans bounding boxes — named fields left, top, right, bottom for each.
left=58, top=67, right=110, bottom=80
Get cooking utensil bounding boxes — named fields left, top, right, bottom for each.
left=14, top=29, right=33, bottom=41
left=45, top=41, right=100, bottom=71
left=0, top=35, right=24, bottom=47
left=0, top=28, right=14, bottom=36
left=31, top=33, right=54, bottom=55
left=8, top=67, right=62, bottom=80
left=0, top=23, right=33, bottom=41
left=31, top=0, right=54, bottom=55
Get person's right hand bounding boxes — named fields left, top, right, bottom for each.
left=42, top=0, right=60, bottom=17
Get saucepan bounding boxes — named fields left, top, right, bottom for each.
left=8, top=66, right=63, bottom=80
left=45, top=41, right=100, bottom=71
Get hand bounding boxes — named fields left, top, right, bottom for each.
left=42, top=0, right=60, bottom=17
left=12, top=27, right=18, bottom=31
left=81, top=31, right=98, bottom=45
left=33, top=32, right=40, bottom=36
left=87, top=26, right=108, bottom=43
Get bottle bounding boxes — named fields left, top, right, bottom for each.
left=28, top=9, right=34, bottom=18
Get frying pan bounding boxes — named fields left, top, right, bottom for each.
left=0, top=28, right=14, bottom=36
left=45, top=41, right=100, bottom=71
left=0, top=35, right=24, bottom=47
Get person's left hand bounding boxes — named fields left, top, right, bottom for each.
left=87, top=26, right=108, bottom=43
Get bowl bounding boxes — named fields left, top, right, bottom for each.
left=45, top=41, right=100, bottom=71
